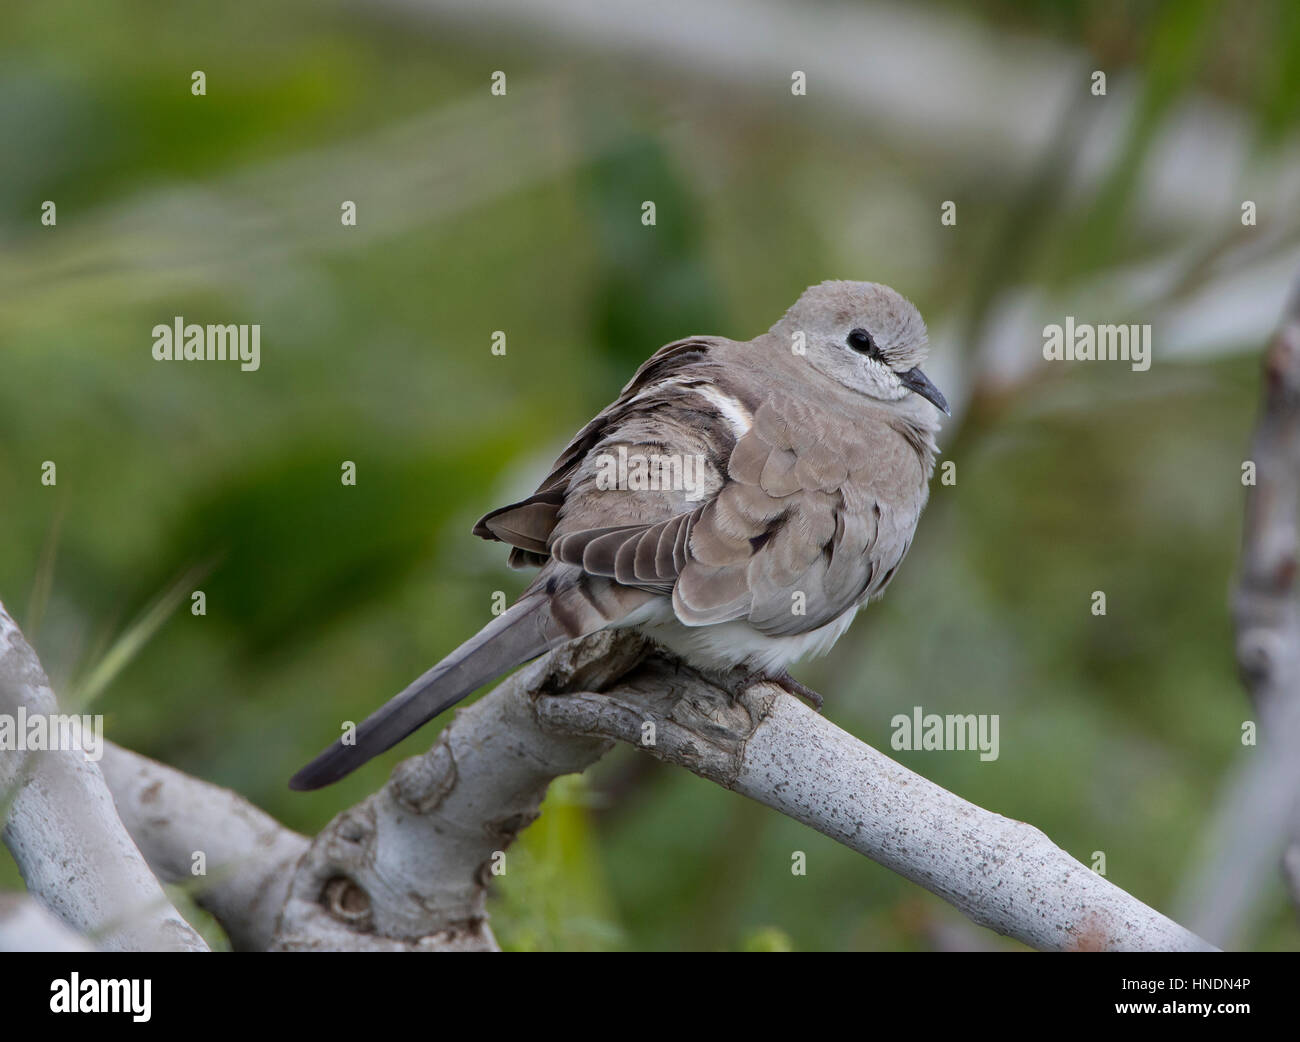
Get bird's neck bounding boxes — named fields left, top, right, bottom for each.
left=891, top=410, right=940, bottom=478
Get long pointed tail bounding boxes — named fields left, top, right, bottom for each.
left=289, top=593, right=567, bottom=790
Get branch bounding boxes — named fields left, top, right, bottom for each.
left=270, top=630, right=649, bottom=951
left=0, top=602, right=208, bottom=952
left=539, top=657, right=1215, bottom=952
left=268, top=629, right=1212, bottom=951
left=1, top=583, right=1213, bottom=950
left=99, top=742, right=309, bottom=952
left=1176, top=270, right=1300, bottom=944
left=1235, top=277, right=1300, bottom=707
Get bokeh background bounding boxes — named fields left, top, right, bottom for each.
left=4, top=0, right=1300, bottom=951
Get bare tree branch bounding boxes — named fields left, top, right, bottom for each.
left=0, top=602, right=208, bottom=952
left=3, top=593, right=1215, bottom=951
left=1233, top=278, right=1300, bottom=708
left=99, top=742, right=309, bottom=952
left=271, top=631, right=648, bottom=951
left=1175, top=268, right=1300, bottom=945
left=540, top=657, right=1216, bottom=952
left=265, top=630, right=1213, bottom=952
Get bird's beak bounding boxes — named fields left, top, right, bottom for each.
left=900, top=367, right=950, bottom=415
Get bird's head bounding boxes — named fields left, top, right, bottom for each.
left=772, top=280, right=949, bottom=415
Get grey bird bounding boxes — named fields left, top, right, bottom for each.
left=290, top=280, right=947, bottom=790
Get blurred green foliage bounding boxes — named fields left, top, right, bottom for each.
left=2, top=0, right=1299, bottom=951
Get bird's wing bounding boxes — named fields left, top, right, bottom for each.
left=476, top=344, right=930, bottom=637
left=474, top=337, right=734, bottom=567
left=670, top=391, right=923, bottom=634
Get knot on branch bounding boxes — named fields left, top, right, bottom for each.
left=535, top=655, right=779, bottom=787
left=1236, top=626, right=1287, bottom=690
left=1265, top=320, right=1300, bottom=404
left=533, top=628, right=653, bottom=696
left=322, top=875, right=372, bottom=927
left=269, top=632, right=655, bottom=950
left=392, top=735, right=457, bottom=814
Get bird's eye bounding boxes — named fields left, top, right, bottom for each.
left=847, top=327, right=881, bottom=359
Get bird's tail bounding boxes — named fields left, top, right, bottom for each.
left=289, top=592, right=574, bottom=790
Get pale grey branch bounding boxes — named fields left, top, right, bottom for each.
left=0, top=602, right=208, bottom=952
left=538, top=656, right=1216, bottom=952
left=100, top=742, right=309, bottom=952
left=270, top=629, right=1212, bottom=952
left=3, top=599, right=1215, bottom=952
left=1177, top=270, right=1300, bottom=944
left=270, top=630, right=649, bottom=951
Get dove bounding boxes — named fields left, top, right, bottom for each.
left=290, top=280, right=947, bottom=790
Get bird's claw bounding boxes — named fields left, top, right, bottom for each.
left=734, top=668, right=824, bottom=712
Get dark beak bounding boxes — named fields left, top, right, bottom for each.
left=900, top=367, right=950, bottom=415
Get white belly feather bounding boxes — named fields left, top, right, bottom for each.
left=615, top=598, right=861, bottom=675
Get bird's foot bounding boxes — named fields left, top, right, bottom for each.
left=733, top=667, right=824, bottom=712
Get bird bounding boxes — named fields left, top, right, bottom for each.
left=290, top=280, right=947, bottom=790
